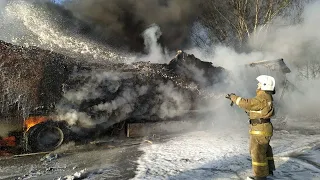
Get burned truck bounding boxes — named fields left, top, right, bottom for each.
left=0, top=41, right=228, bottom=153
left=0, top=39, right=293, bottom=153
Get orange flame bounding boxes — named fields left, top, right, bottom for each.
left=24, top=116, right=49, bottom=131
left=0, top=136, right=16, bottom=147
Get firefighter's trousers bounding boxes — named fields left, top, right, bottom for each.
left=249, top=122, right=275, bottom=177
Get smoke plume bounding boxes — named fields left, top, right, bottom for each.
left=140, top=24, right=170, bottom=63
left=62, top=0, right=200, bottom=52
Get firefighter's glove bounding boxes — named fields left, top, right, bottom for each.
left=226, top=93, right=236, bottom=106
left=225, top=93, right=235, bottom=100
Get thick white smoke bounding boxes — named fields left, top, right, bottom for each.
left=186, top=0, right=320, bottom=132
left=247, top=1, right=320, bottom=118
left=156, top=81, right=192, bottom=119
left=0, top=0, right=7, bottom=10
left=56, top=71, right=194, bottom=128
left=140, top=24, right=170, bottom=63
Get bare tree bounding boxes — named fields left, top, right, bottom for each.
left=193, top=0, right=311, bottom=48
left=296, top=60, right=320, bottom=80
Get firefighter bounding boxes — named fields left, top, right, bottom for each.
left=226, top=75, right=276, bottom=180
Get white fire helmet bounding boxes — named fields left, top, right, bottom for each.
left=256, top=75, right=275, bottom=91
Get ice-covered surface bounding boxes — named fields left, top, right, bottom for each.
left=134, top=128, right=320, bottom=180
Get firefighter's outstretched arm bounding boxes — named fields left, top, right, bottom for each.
left=226, top=94, right=261, bottom=111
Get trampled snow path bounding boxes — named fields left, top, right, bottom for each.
left=133, top=130, right=320, bottom=180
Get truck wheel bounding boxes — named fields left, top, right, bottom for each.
left=26, top=122, right=64, bottom=152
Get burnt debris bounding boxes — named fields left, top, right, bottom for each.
left=0, top=41, right=227, bottom=136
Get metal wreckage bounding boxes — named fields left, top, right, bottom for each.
left=0, top=40, right=292, bottom=154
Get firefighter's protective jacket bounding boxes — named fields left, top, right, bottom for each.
left=230, top=90, right=274, bottom=120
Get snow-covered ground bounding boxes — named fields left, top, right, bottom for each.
left=1, top=118, right=319, bottom=180
left=133, top=127, right=320, bottom=180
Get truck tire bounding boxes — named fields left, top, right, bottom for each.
left=26, top=122, right=64, bottom=152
